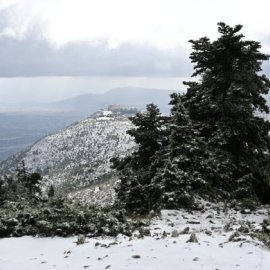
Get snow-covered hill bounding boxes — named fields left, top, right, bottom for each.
left=0, top=117, right=135, bottom=192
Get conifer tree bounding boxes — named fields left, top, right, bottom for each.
left=16, top=161, right=42, bottom=200
left=151, top=94, right=207, bottom=209
left=112, top=104, right=169, bottom=213
left=114, top=22, right=270, bottom=213
left=183, top=22, right=270, bottom=201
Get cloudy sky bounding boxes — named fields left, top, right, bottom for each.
left=1, top=0, right=270, bottom=103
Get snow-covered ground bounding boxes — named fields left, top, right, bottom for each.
left=0, top=206, right=269, bottom=270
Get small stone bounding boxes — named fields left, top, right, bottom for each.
left=193, top=257, right=199, bottom=261
left=186, top=233, right=198, bottom=243
left=139, top=227, right=151, bottom=237
left=187, top=220, right=200, bottom=224
left=107, top=242, right=118, bottom=248
left=180, top=227, right=190, bottom=235
left=105, top=265, right=111, bottom=269
left=171, top=230, right=179, bottom=238
left=77, top=234, right=86, bottom=245
left=132, top=255, right=141, bottom=259
left=162, top=231, right=168, bottom=238
left=229, top=232, right=242, bottom=242
left=238, top=225, right=249, bottom=234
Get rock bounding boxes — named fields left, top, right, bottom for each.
left=238, top=225, right=249, bottom=234
left=187, top=220, right=200, bottom=224
left=139, top=227, right=151, bottom=237
left=224, top=222, right=233, bottom=232
left=180, top=227, right=190, bottom=235
left=162, top=231, right=168, bottom=238
left=77, top=234, right=86, bottom=245
left=107, top=242, right=118, bottom=248
left=186, top=233, right=198, bottom=243
left=132, top=255, right=141, bottom=259
left=171, top=230, right=179, bottom=238
left=193, top=257, right=199, bottom=261
left=229, top=231, right=244, bottom=242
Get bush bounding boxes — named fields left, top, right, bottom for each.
left=0, top=195, right=133, bottom=238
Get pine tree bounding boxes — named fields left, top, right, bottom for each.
left=151, top=94, right=207, bottom=209
left=16, top=161, right=42, bottom=201
left=182, top=22, right=270, bottom=201
left=113, top=23, right=270, bottom=213
left=112, top=104, right=169, bottom=213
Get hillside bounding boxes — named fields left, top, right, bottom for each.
left=0, top=87, right=177, bottom=162
left=0, top=117, right=135, bottom=194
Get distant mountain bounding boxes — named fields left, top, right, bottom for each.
left=0, top=117, right=135, bottom=193
left=48, top=87, right=180, bottom=116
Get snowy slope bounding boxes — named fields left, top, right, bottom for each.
left=0, top=204, right=269, bottom=270
left=0, top=118, right=135, bottom=191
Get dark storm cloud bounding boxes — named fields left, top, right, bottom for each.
left=0, top=34, right=193, bottom=77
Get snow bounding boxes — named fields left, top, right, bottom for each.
left=0, top=234, right=269, bottom=270
left=0, top=206, right=269, bottom=270
left=0, top=118, right=135, bottom=191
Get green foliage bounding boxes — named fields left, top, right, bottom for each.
left=113, top=22, right=270, bottom=214
left=112, top=104, right=169, bottom=213
left=182, top=22, right=270, bottom=201
left=16, top=161, right=42, bottom=201
left=0, top=195, right=133, bottom=238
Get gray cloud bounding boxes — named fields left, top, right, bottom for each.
left=0, top=33, right=193, bottom=77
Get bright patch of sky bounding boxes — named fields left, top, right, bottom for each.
left=0, top=0, right=270, bottom=102
left=1, top=0, right=269, bottom=49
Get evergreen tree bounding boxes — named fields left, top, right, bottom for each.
left=114, top=22, right=270, bottom=214
left=0, top=175, right=19, bottom=205
left=182, top=22, right=270, bottom=201
left=16, top=161, right=42, bottom=201
left=112, top=104, right=169, bottom=213
left=151, top=94, right=207, bottom=209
